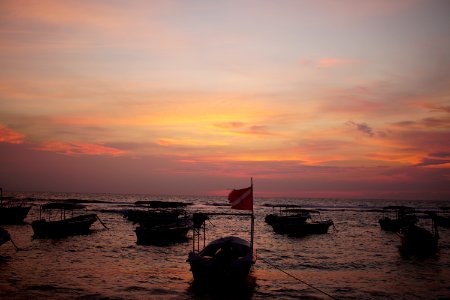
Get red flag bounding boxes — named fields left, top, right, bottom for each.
left=228, top=186, right=253, bottom=210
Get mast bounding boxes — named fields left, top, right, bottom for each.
left=250, top=177, right=254, bottom=253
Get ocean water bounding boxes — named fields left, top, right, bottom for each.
left=1, top=192, right=449, bottom=299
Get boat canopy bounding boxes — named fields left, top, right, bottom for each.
left=200, top=236, right=251, bottom=257
left=42, top=202, right=86, bottom=211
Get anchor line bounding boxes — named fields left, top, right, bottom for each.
left=260, top=257, right=339, bottom=300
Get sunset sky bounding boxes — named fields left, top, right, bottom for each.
left=1, top=0, right=449, bottom=199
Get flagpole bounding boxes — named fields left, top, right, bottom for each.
left=250, top=177, right=254, bottom=253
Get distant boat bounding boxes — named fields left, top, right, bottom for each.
left=0, top=188, right=31, bottom=224
left=379, top=206, right=418, bottom=232
left=125, top=200, right=189, bottom=225
left=266, top=206, right=334, bottom=236
left=397, top=214, right=439, bottom=255
left=129, top=200, right=191, bottom=245
left=187, top=181, right=256, bottom=285
left=31, top=202, right=98, bottom=238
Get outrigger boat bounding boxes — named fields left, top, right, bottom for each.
left=31, top=202, right=102, bottom=238
left=379, top=206, right=417, bottom=232
left=0, top=188, right=31, bottom=224
left=266, top=205, right=334, bottom=236
left=187, top=181, right=256, bottom=285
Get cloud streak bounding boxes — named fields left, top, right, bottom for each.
left=345, top=121, right=375, bottom=137
left=0, top=124, right=25, bottom=144
left=35, top=141, right=127, bottom=156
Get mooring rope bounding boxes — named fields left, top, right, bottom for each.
left=260, top=257, right=339, bottom=300
left=96, top=215, right=109, bottom=229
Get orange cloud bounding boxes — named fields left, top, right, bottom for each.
left=0, top=124, right=25, bottom=144
left=35, top=141, right=126, bottom=156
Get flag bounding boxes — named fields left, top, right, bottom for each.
left=228, top=186, right=253, bottom=210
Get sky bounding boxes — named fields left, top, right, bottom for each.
left=1, top=0, right=449, bottom=200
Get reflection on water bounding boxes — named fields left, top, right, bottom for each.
left=0, top=192, right=449, bottom=299
left=188, top=274, right=257, bottom=300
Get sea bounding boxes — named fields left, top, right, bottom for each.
left=1, top=191, right=449, bottom=300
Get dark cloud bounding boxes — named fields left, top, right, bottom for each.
left=392, top=116, right=450, bottom=129
left=415, top=158, right=450, bottom=167
left=430, top=105, right=450, bottom=113
left=346, top=121, right=374, bottom=137
left=429, top=152, right=450, bottom=158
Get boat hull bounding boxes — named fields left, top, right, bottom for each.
left=187, top=236, right=256, bottom=285
left=0, top=206, right=31, bottom=224
left=188, top=255, right=254, bottom=284
left=135, top=225, right=189, bottom=245
left=398, top=226, right=438, bottom=255
left=31, top=214, right=98, bottom=238
left=272, top=220, right=334, bottom=236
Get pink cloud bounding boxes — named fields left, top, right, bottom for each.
left=0, top=124, right=25, bottom=144
left=35, top=141, right=126, bottom=156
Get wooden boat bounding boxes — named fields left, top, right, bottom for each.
left=187, top=213, right=256, bottom=285
left=187, top=181, right=256, bottom=285
left=31, top=202, right=98, bottom=238
left=379, top=206, right=417, bottom=232
left=397, top=214, right=439, bottom=255
left=266, top=207, right=334, bottom=236
left=130, top=200, right=191, bottom=245
left=0, top=188, right=31, bottom=224
left=188, top=234, right=256, bottom=284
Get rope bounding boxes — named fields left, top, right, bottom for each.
left=96, top=215, right=109, bottom=229
left=9, top=238, right=20, bottom=251
left=260, top=257, right=339, bottom=300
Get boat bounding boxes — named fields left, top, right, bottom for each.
left=130, top=200, right=191, bottom=245
left=31, top=202, right=99, bottom=238
left=125, top=200, right=189, bottom=225
left=397, top=213, right=439, bottom=255
left=135, top=223, right=190, bottom=245
left=187, top=181, right=256, bottom=285
left=0, top=188, right=32, bottom=224
left=266, top=206, right=334, bottom=236
left=379, top=206, right=418, bottom=232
